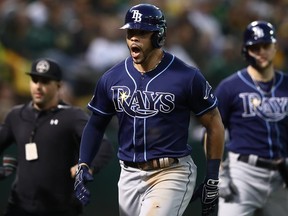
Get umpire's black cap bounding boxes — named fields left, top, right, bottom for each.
left=26, top=58, right=62, bottom=81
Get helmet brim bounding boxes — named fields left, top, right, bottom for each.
left=120, top=22, right=159, bottom=31
left=245, top=38, right=276, bottom=46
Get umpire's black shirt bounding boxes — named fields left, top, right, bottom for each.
left=0, top=101, right=93, bottom=214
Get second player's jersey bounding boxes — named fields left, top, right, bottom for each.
left=215, top=69, right=288, bottom=159
left=88, top=51, right=217, bottom=162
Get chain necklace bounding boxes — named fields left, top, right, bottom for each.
left=251, top=76, right=275, bottom=95
left=135, top=52, right=164, bottom=74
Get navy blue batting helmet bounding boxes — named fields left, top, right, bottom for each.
left=120, top=4, right=167, bottom=48
left=243, top=20, right=276, bottom=47
left=242, top=21, right=277, bottom=67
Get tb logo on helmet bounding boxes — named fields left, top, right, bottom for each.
left=131, top=10, right=142, bottom=23
left=251, top=27, right=265, bottom=40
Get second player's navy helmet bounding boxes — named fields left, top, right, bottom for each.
left=243, top=20, right=276, bottom=47
left=242, top=21, right=277, bottom=66
left=120, top=4, right=167, bottom=48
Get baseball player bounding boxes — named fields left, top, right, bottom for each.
left=216, top=21, right=288, bottom=216
left=74, top=4, right=224, bottom=216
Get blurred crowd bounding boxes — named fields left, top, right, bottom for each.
left=0, top=0, right=288, bottom=121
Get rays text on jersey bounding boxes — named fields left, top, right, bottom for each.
left=111, top=86, right=175, bottom=118
left=240, top=92, right=288, bottom=121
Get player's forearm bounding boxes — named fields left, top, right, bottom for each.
left=205, top=125, right=225, bottom=160
left=206, top=130, right=224, bottom=178
left=79, top=129, right=102, bottom=167
left=204, top=130, right=224, bottom=180
left=79, top=113, right=110, bottom=166
left=200, top=108, right=225, bottom=160
left=198, top=107, right=224, bottom=179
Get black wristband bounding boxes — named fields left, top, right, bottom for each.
left=207, top=159, right=221, bottom=179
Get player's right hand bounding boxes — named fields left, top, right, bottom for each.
left=74, top=164, right=94, bottom=206
left=191, top=178, right=219, bottom=216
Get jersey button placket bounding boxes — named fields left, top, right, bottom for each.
left=135, top=118, right=145, bottom=162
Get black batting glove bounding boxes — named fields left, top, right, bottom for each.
left=74, top=163, right=94, bottom=206
left=191, top=178, right=219, bottom=216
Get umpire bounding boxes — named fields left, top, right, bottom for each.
left=0, top=58, right=114, bottom=216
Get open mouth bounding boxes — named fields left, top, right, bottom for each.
left=130, top=45, right=141, bottom=58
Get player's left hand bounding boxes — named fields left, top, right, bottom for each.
left=190, top=178, right=219, bottom=216
left=74, top=164, right=94, bottom=206
left=70, top=164, right=93, bottom=178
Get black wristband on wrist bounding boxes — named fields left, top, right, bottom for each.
left=207, top=159, right=221, bottom=179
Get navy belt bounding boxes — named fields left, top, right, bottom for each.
left=238, top=155, right=279, bottom=170
left=123, top=157, right=179, bottom=171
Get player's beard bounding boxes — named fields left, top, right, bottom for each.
left=252, top=57, right=273, bottom=73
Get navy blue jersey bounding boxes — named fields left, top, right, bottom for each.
left=88, top=51, right=217, bottom=162
left=215, top=69, right=288, bottom=159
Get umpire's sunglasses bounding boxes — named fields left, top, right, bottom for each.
left=31, top=76, right=52, bottom=84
